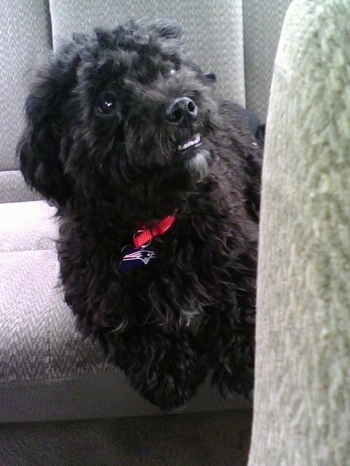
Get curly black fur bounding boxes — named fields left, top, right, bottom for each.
left=17, top=19, right=262, bottom=411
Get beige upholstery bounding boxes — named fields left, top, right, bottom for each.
left=0, top=202, right=56, bottom=252
left=243, top=0, right=291, bottom=118
left=49, top=0, right=246, bottom=107
left=0, top=171, right=42, bottom=203
left=0, top=0, right=291, bottom=424
left=0, top=202, right=248, bottom=422
left=249, top=0, right=350, bottom=464
left=1, top=1, right=51, bottom=173
left=0, top=0, right=291, bottom=202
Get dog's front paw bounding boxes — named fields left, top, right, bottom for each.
left=126, top=337, right=207, bottom=412
left=131, top=354, right=208, bottom=412
left=138, top=372, right=201, bottom=413
left=106, top=327, right=208, bottom=411
left=212, top=364, right=254, bottom=403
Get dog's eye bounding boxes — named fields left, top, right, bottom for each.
left=97, top=92, right=117, bottom=115
left=163, top=68, right=177, bottom=79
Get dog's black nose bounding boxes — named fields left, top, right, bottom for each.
left=166, top=98, right=198, bottom=125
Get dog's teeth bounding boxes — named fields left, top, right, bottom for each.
left=177, top=134, right=201, bottom=152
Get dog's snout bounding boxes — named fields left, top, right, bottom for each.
left=166, top=98, right=198, bottom=125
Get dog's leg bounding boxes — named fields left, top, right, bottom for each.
left=206, top=297, right=255, bottom=403
left=211, top=332, right=255, bottom=403
left=99, top=328, right=207, bottom=412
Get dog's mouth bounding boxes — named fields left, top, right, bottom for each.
left=177, top=133, right=202, bottom=153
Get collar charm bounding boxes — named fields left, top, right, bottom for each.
left=119, top=244, right=156, bottom=273
left=119, top=214, right=176, bottom=273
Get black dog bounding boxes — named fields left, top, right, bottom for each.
left=17, top=20, right=262, bottom=411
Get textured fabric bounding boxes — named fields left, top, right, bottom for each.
left=249, top=1, right=350, bottom=465
left=242, top=0, right=291, bottom=119
left=0, top=0, right=52, bottom=172
left=0, top=201, right=57, bottom=252
left=0, top=248, right=249, bottom=421
left=0, top=410, right=252, bottom=465
left=0, top=249, right=112, bottom=383
left=0, top=0, right=291, bottom=202
left=0, top=0, right=290, bottom=425
left=0, top=372, right=249, bottom=422
left=0, top=171, right=41, bottom=203
left=49, top=0, right=246, bottom=106
left=0, top=373, right=159, bottom=422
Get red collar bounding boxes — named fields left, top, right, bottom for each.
left=133, top=214, right=176, bottom=248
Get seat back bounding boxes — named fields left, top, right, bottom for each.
left=0, top=0, right=291, bottom=203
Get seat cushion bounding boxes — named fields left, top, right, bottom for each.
left=0, top=249, right=112, bottom=383
left=0, top=171, right=41, bottom=204
left=0, top=201, right=56, bottom=252
left=1, top=1, right=51, bottom=182
left=49, top=0, right=246, bottom=107
left=0, top=225, right=248, bottom=422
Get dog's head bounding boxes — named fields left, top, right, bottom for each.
left=17, top=20, right=219, bottom=206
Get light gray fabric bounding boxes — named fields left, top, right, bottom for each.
left=49, top=0, right=246, bottom=106
left=0, top=0, right=292, bottom=429
left=242, top=0, right=291, bottom=119
left=0, top=171, right=41, bottom=203
left=0, top=0, right=292, bottom=203
left=0, top=410, right=252, bottom=465
left=0, top=201, right=56, bottom=252
left=0, top=249, right=112, bottom=383
left=249, top=0, right=350, bottom=464
left=0, top=373, right=249, bottom=422
left=0, top=246, right=249, bottom=421
left=0, top=0, right=52, bottom=172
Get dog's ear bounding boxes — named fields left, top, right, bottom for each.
left=17, top=46, right=80, bottom=206
left=149, top=20, right=183, bottom=40
left=72, top=32, right=89, bottom=45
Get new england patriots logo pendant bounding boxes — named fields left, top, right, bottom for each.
left=119, top=245, right=156, bottom=273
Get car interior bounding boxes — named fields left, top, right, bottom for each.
left=1, top=0, right=348, bottom=464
